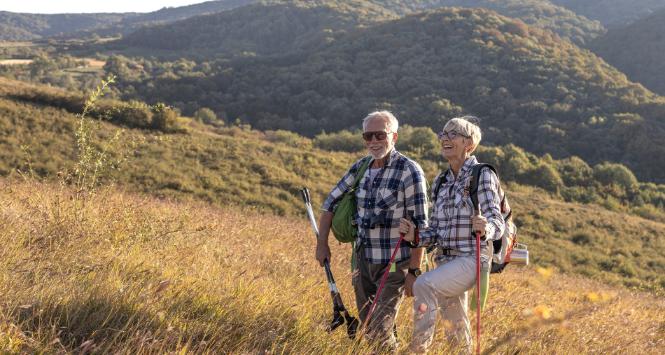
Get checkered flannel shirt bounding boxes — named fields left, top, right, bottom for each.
left=415, top=156, right=505, bottom=254
left=322, top=150, right=428, bottom=264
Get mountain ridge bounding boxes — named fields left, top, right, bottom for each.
left=589, top=7, right=665, bottom=96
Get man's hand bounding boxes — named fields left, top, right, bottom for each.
left=399, top=218, right=416, bottom=242
left=405, top=273, right=417, bottom=297
left=471, top=214, right=488, bottom=240
left=315, top=240, right=331, bottom=267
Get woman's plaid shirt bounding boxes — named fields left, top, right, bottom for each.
left=322, top=150, right=429, bottom=264
left=416, top=156, right=505, bottom=253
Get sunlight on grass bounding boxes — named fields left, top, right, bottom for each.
left=0, top=180, right=664, bottom=353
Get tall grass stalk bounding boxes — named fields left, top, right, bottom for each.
left=74, top=75, right=122, bottom=198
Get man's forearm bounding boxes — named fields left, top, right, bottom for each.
left=318, top=211, right=334, bottom=242
left=409, top=247, right=425, bottom=269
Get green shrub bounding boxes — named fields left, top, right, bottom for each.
left=194, top=107, right=218, bottom=124
left=151, top=103, right=181, bottom=133
left=525, top=163, right=563, bottom=193
left=593, top=162, right=638, bottom=191
left=265, top=130, right=312, bottom=149
left=313, top=130, right=364, bottom=152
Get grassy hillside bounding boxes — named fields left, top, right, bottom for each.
left=119, top=7, right=665, bottom=182
left=550, top=0, right=665, bottom=27
left=1, top=180, right=663, bottom=353
left=590, top=8, right=665, bottom=96
left=1, top=77, right=664, bottom=293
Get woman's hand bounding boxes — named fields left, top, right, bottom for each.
left=399, top=218, right=416, bottom=242
left=471, top=214, right=488, bottom=239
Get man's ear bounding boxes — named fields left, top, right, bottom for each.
left=392, top=132, right=398, bottom=143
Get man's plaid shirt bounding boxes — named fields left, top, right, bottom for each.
left=322, top=150, right=428, bottom=264
left=415, top=156, right=504, bottom=254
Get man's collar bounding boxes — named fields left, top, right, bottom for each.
left=370, top=149, right=399, bottom=168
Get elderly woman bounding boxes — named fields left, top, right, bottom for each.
left=399, top=116, right=505, bottom=353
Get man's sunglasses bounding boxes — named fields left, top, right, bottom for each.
left=362, top=131, right=392, bottom=141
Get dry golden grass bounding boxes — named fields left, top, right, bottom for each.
left=1, top=179, right=664, bottom=354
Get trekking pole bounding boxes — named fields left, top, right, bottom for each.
left=300, top=187, right=359, bottom=339
left=363, top=211, right=415, bottom=330
left=475, top=230, right=481, bottom=355
left=473, top=208, right=482, bottom=355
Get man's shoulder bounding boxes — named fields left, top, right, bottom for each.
left=394, top=151, right=425, bottom=175
left=349, top=155, right=371, bottom=170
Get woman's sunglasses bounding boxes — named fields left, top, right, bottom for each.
left=437, top=130, right=469, bottom=141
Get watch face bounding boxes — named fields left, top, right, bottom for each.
left=409, top=268, right=422, bottom=277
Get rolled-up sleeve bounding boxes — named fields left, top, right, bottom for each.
left=402, top=162, right=429, bottom=230
left=477, top=168, right=505, bottom=241
left=321, top=158, right=366, bottom=212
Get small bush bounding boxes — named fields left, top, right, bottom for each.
left=571, top=232, right=593, bottom=246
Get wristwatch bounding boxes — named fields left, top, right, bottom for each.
left=408, top=268, right=422, bottom=277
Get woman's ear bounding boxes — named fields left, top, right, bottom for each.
left=464, top=139, right=475, bottom=154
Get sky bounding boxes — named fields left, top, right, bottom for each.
left=0, top=0, right=207, bottom=14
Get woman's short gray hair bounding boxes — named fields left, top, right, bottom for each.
left=443, top=116, right=482, bottom=151
left=362, top=111, right=399, bottom=132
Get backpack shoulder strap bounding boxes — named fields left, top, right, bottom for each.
left=469, top=163, right=497, bottom=213
left=432, top=170, right=450, bottom=204
left=351, top=156, right=372, bottom=191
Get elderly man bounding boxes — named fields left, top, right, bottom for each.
left=315, top=111, right=429, bottom=350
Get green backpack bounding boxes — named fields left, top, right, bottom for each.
left=331, top=157, right=372, bottom=243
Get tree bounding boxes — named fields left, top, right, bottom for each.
left=194, top=107, right=218, bottom=124
left=151, top=103, right=180, bottom=132
left=593, top=162, right=638, bottom=192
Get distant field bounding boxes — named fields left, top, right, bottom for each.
left=0, top=59, right=33, bottom=65
left=0, top=41, right=36, bottom=48
left=85, top=58, right=106, bottom=68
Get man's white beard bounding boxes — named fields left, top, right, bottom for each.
left=368, top=145, right=392, bottom=160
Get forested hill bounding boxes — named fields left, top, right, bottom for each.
left=118, top=7, right=665, bottom=182
left=550, top=0, right=665, bottom=28
left=589, top=8, right=665, bottom=96
left=402, top=0, right=605, bottom=46
left=0, top=12, right=130, bottom=41
left=117, top=3, right=394, bottom=55
left=0, top=1, right=254, bottom=41
left=2, top=0, right=607, bottom=45
left=72, top=0, right=257, bottom=39
left=116, top=0, right=604, bottom=52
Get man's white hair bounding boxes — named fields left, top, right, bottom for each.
left=362, top=111, right=399, bottom=132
